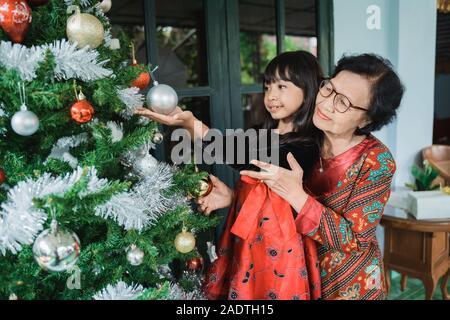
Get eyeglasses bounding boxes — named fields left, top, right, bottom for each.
left=319, top=79, right=368, bottom=113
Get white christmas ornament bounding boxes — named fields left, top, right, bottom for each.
left=32, top=219, right=81, bottom=272
left=11, top=108, right=39, bottom=136
left=11, top=83, right=39, bottom=136
left=146, top=83, right=178, bottom=115
left=126, top=244, right=144, bottom=266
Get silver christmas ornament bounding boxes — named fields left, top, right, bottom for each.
left=12, top=83, right=39, bottom=136
left=152, top=132, right=164, bottom=144
left=146, top=83, right=178, bottom=115
left=11, top=107, right=39, bottom=136
left=32, top=220, right=81, bottom=272
left=126, top=244, right=144, bottom=266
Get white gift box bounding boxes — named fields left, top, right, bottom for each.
left=388, top=189, right=450, bottom=220
left=408, top=191, right=450, bottom=220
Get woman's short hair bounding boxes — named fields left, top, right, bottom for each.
left=333, top=54, right=405, bottom=135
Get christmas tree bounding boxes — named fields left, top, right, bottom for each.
left=0, top=0, right=219, bottom=300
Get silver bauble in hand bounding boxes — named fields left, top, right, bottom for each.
left=11, top=107, right=39, bottom=136
left=32, top=220, right=81, bottom=272
left=126, top=244, right=144, bottom=266
left=146, top=83, right=178, bottom=115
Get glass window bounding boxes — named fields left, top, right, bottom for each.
left=109, top=0, right=148, bottom=63
left=155, top=0, right=208, bottom=89
left=285, top=0, right=317, bottom=56
left=239, top=0, right=277, bottom=85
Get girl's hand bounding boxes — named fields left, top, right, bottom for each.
left=240, top=153, right=309, bottom=213
left=196, top=175, right=234, bottom=216
left=135, top=106, right=209, bottom=141
left=134, top=106, right=194, bottom=128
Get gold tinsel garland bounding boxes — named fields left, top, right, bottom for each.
left=438, top=0, right=450, bottom=13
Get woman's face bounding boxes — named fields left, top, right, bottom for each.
left=264, top=78, right=304, bottom=121
left=313, top=71, right=371, bottom=138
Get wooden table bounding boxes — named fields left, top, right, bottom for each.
left=381, top=206, right=450, bottom=300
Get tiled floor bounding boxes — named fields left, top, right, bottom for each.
left=387, top=271, right=449, bottom=300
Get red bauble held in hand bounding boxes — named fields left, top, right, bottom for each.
left=0, top=0, right=32, bottom=43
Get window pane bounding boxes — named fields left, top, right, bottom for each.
left=285, top=0, right=317, bottom=56
left=239, top=0, right=277, bottom=85
left=155, top=0, right=208, bottom=89
left=109, top=0, right=148, bottom=63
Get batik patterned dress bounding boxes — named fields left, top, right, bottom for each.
left=295, top=135, right=396, bottom=300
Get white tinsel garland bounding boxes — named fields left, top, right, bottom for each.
left=0, top=167, right=107, bottom=255
left=117, top=87, right=145, bottom=119
left=93, top=281, right=204, bottom=300
left=46, top=133, right=89, bottom=169
left=0, top=40, right=113, bottom=82
left=95, top=162, right=176, bottom=232
left=64, top=0, right=92, bottom=7
left=93, top=281, right=144, bottom=300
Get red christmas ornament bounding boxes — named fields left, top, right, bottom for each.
left=27, top=0, right=49, bottom=6
left=0, top=0, right=32, bottom=43
left=0, top=168, right=6, bottom=185
left=186, top=257, right=204, bottom=271
left=70, top=91, right=94, bottom=124
left=131, top=63, right=151, bottom=90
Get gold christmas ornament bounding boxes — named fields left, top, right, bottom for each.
left=97, top=0, right=112, bottom=13
left=189, top=175, right=213, bottom=199
left=66, top=5, right=104, bottom=49
left=174, top=228, right=196, bottom=254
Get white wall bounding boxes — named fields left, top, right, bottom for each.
left=333, top=0, right=437, bottom=254
left=333, top=0, right=437, bottom=188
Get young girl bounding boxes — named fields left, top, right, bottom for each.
left=135, top=51, right=323, bottom=300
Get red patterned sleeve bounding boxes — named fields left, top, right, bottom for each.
left=294, top=148, right=396, bottom=253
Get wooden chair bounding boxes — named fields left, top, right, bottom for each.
left=422, top=145, right=450, bottom=185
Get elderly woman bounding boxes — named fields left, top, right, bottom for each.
left=236, top=54, right=405, bottom=300
left=196, top=54, right=404, bottom=300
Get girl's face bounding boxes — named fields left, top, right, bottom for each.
left=313, top=71, right=371, bottom=138
left=264, top=79, right=304, bottom=121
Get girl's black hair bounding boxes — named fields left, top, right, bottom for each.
left=262, top=50, right=324, bottom=147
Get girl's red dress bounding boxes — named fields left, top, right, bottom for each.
left=203, top=175, right=321, bottom=300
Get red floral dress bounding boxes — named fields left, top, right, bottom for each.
left=203, top=175, right=322, bottom=300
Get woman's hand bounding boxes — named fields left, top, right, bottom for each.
left=196, top=175, right=234, bottom=216
left=240, top=153, right=309, bottom=213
